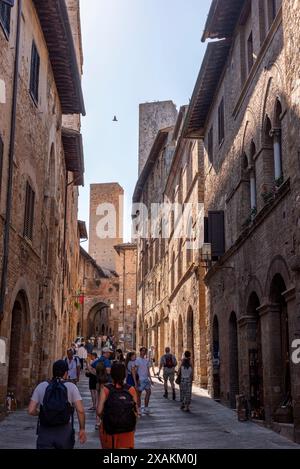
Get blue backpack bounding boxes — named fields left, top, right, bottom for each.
left=39, top=379, right=73, bottom=427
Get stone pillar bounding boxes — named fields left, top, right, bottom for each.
left=258, top=303, right=283, bottom=422
left=238, top=315, right=258, bottom=398
left=271, top=129, right=282, bottom=181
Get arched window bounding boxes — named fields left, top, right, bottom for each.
left=249, top=141, right=257, bottom=211
left=178, top=238, right=183, bottom=280
left=273, top=99, right=283, bottom=183
left=261, top=116, right=275, bottom=197
left=170, top=251, right=175, bottom=292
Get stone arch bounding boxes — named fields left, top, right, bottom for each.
left=159, top=309, right=165, bottom=358
left=87, top=302, right=109, bottom=338
left=177, top=315, right=184, bottom=360
left=186, top=306, right=194, bottom=364
left=229, top=311, right=239, bottom=408
left=265, top=255, right=291, bottom=298
left=7, top=291, right=31, bottom=406
left=244, top=276, right=264, bottom=306
left=268, top=273, right=293, bottom=417
left=170, top=320, right=175, bottom=355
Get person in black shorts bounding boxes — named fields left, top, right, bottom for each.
left=87, top=352, right=98, bottom=410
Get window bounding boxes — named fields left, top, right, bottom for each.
left=208, top=126, right=214, bottom=164
left=205, top=211, right=225, bottom=261
left=0, top=1, right=11, bottom=37
left=218, top=99, right=225, bottom=145
left=24, top=182, right=35, bottom=240
left=29, top=41, right=40, bottom=104
left=247, top=32, right=254, bottom=74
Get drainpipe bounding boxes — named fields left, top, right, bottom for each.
left=0, top=0, right=22, bottom=322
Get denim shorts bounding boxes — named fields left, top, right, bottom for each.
left=138, top=378, right=151, bottom=392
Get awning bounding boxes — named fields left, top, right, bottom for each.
left=62, top=128, right=84, bottom=186
left=78, top=221, right=88, bottom=240
left=183, top=40, right=232, bottom=139
left=33, top=0, right=85, bottom=116
left=202, top=0, right=246, bottom=42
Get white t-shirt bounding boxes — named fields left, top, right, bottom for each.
left=77, top=347, right=87, bottom=359
left=31, top=381, right=82, bottom=406
left=135, top=357, right=150, bottom=381
left=66, top=357, right=80, bottom=379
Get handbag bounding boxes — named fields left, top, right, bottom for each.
left=175, top=368, right=181, bottom=385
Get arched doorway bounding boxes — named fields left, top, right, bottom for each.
left=159, top=310, right=165, bottom=358
left=186, top=307, right=194, bottom=365
left=177, top=315, right=183, bottom=360
left=8, top=292, right=30, bottom=406
left=170, top=320, right=175, bottom=355
left=269, top=274, right=293, bottom=420
left=154, top=313, right=159, bottom=364
left=229, top=312, right=239, bottom=408
left=87, top=302, right=109, bottom=338
left=246, top=292, right=264, bottom=419
left=212, top=315, right=221, bottom=400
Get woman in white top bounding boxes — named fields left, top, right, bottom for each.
left=179, top=351, right=193, bottom=412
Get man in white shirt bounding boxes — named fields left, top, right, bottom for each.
left=65, top=349, right=81, bottom=384
left=135, top=347, right=153, bottom=415
left=28, top=360, right=87, bottom=449
left=77, top=343, right=88, bottom=370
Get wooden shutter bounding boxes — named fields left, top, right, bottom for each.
left=24, top=182, right=35, bottom=240
left=208, top=126, right=214, bottom=164
left=208, top=211, right=225, bottom=259
left=0, top=1, right=11, bottom=35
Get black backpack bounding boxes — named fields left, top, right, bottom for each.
left=165, top=354, right=175, bottom=368
left=102, top=384, right=137, bottom=435
left=39, top=380, right=73, bottom=427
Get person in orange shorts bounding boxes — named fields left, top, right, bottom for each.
left=97, top=362, right=138, bottom=449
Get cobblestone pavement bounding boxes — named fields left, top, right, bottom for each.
left=0, top=373, right=298, bottom=449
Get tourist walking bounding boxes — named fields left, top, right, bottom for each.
left=135, top=347, right=153, bottom=415
left=65, top=349, right=81, bottom=384
left=86, top=352, right=98, bottom=410
left=115, top=349, right=125, bottom=364
left=178, top=351, right=193, bottom=412
left=77, top=342, right=88, bottom=370
left=97, top=362, right=137, bottom=449
left=125, top=352, right=138, bottom=388
left=148, top=345, right=156, bottom=377
left=158, top=347, right=177, bottom=400
left=28, top=360, right=87, bottom=449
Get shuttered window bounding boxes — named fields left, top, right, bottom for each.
left=206, top=211, right=225, bottom=260
left=218, top=99, right=225, bottom=145
left=0, top=1, right=11, bottom=37
left=29, top=41, right=40, bottom=104
left=24, top=182, right=35, bottom=241
left=208, top=126, right=214, bottom=164
left=247, top=32, right=254, bottom=74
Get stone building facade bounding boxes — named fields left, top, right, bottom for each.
left=134, top=102, right=207, bottom=385
left=0, top=0, right=85, bottom=412
left=184, top=0, right=300, bottom=442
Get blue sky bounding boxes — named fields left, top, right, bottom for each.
left=78, top=0, right=211, bottom=241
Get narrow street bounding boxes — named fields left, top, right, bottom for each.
left=0, top=374, right=297, bottom=450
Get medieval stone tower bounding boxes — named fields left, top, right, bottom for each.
left=138, top=100, right=178, bottom=175
left=89, top=183, right=124, bottom=272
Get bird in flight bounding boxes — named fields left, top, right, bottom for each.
left=113, top=116, right=118, bottom=122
